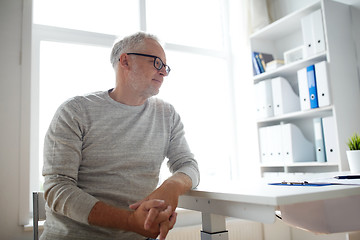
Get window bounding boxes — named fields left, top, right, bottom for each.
left=158, top=51, right=233, bottom=182
left=29, top=0, right=258, bottom=219
left=36, top=41, right=114, bottom=189
left=33, top=0, right=140, bottom=35
left=146, top=0, right=225, bottom=50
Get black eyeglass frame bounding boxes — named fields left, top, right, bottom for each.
left=125, top=53, right=171, bottom=74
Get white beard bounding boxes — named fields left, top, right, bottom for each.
left=128, top=63, right=159, bottom=99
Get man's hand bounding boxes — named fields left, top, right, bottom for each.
left=88, top=199, right=174, bottom=239
left=127, top=199, right=176, bottom=239
left=159, top=210, right=177, bottom=240
left=129, top=173, right=192, bottom=238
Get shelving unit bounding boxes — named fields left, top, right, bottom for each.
left=250, top=0, right=360, bottom=177
left=253, top=52, right=326, bottom=83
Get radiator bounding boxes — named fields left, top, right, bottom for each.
left=166, top=219, right=263, bottom=240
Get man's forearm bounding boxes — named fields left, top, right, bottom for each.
left=149, top=172, right=192, bottom=210
left=162, top=172, right=193, bottom=196
left=88, top=201, right=130, bottom=230
left=88, top=199, right=171, bottom=238
left=88, top=173, right=192, bottom=228
left=88, top=173, right=192, bottom=237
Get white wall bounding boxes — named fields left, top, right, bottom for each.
left=0, top=0, right=32, bottom=239
left=267, top=0, right=316, bottom=21
left=351, top=7, right=360, bottom=84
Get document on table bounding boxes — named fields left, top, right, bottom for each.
left=312, top=177, right=360, bottom=185
left=269, top=175, right=360, bottom=186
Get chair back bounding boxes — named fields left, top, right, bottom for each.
left=33, top=192, right=46, bottom=240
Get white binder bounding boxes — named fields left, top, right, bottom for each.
left=297, top=68, right=311, bottom=111
left=259, top=123, right=315, bottom=164
left=301, top=9, right=326, bottom=58
left=312, top=9, right=326, bottom=54
left=271, top=77, right=300, bottom=116
left=271, top=124, right=283, bottom=163
left=301, top=13, right=315, bottom=58
left=282, top=123, right=315, bottom=163
left=315, top=61, right=331, bottom=107
left=259, top=127, right=270, bottom=163
left=259, top=125, right=281, bottom=164
left=313, top=118, right=326, bottom=162
left=255, top=79, right=274, bottom=119
left=322, top=116, right=338, bottom=163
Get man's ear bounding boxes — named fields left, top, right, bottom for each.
left=118, top=53, right=130, bottom=69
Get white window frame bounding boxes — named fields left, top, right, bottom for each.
left=19, top=0, right=34, bottom=226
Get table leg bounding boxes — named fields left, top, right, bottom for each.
left=200, top=213, right=229, bottom=240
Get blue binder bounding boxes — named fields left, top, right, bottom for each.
left=307, top=65, right=319, bottom=108
left=313, top=118, right=326, bottom=162
left=252, top=52, right=261, bottom=75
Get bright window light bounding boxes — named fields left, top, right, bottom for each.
left=38, top=41, right=114, bottom=186
left=146, top=0, right=225, bottom=50
left=158, top=51, right=233, bottom=181
left=33, top=0, right=139, bottom=36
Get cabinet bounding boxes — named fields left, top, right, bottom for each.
left=250, top=0, right=360, bottom=177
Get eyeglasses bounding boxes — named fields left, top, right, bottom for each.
left=126, top=53, right=171, bottom=75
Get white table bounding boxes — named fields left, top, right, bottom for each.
left=178, top=180, right=360, bottom=240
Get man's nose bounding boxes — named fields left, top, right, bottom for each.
left=159, top=66, right=168, bottom=76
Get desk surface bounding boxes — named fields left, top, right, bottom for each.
left=186, top=181, right=360, bottom=206
left=178, top=179, right=360, bottom=234
left=183, top=180, right=360, bottom=206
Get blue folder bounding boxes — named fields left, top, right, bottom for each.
left=307, top=65, right=319, bottom=108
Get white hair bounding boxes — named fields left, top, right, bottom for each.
left=110, top=32, right=159, bottom=70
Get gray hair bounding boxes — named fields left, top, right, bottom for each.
left=110, top=32, right=159, bottom=69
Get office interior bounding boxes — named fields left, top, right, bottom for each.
left=1, top=0, right=360, bottom=239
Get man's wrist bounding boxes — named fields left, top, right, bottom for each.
left=162, top=172, right=192, bottom=195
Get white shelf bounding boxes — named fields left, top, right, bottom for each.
left=253, top=52, right=327, bottom=83
left=261, top=162, right=339, bottom=168
left=257, top=105, right=333, bottom=125
left=250, top=1, right=321, bottom=40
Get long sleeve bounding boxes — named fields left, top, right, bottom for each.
left=43, top=98, right=99, bottom=225
left=166, top=105, right=200, bottom=189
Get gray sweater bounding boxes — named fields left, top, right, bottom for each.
left=41, top=90, right=200, bottom=240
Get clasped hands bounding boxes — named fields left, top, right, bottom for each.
left=128, top=198, right=177, bottom=240
left=126, top=174, right=189, bottom=240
